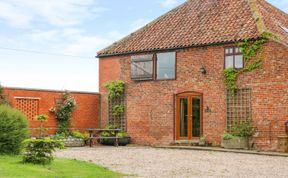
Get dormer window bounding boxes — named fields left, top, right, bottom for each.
left=224, top=47, right=244, bottom=69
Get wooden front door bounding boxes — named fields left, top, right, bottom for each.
left=175, top=92, right=202, bottom=140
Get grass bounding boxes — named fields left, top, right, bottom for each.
left=0, top=155, right=124, bottom=178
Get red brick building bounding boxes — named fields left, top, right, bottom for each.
left=97, top=0, right=288, bottom=150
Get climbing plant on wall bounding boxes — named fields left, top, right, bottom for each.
left=50, top=91, right=76, bottom=135
left=104, top=80, right=126, bottom=130
left=224, top=32, right=277, bottom=93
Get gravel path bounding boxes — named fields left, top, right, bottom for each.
left=56, top=146, right=288, bottom=178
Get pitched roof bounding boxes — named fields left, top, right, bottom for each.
left=97, top=0, right=288, bottom=57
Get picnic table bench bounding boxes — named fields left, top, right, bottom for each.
left=86, top=128, right=122, bottom=147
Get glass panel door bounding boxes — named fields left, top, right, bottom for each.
left=180, top=98, right=188, bottom=137
left=192, top=97, right=201, bottom=137
left=176, top=93, right=202, bottom=140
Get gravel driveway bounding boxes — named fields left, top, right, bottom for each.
left=56, top=146, right=288, bottom=178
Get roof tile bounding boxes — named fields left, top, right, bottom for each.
left=97, top=0, right=287, bottom=57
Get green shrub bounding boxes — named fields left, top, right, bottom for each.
left=23, top=138, right=64, bottom=165
left=71, top=130, right=89, bottom=139
left=0, top=105, right=28, bottom=155
left=50, top=133, right=66, bottom=140
left=104, top=80, right=125, bottom=99
left=231, top=119, right=256, bottom=138
left=116, top=131, right=129, bottom=138
left=222, top=132, right=238, bottom=140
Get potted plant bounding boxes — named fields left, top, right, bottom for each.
left=50, top=131, right=89, bottom=147
left=199, top=136, right=207, bottom=146
left=99, top=124, right=131, bottom=146
left=221, top=119, right=256, bottom=149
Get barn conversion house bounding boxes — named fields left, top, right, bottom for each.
left=97, top=0, right=288, bottom=150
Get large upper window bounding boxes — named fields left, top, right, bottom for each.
left=224, top=47, right=244, bottom=69
left=131, top=52, right=176, bottom=81
left=131, top=54, right=153, bottom=80
left=156, top=52, right=176, bottom=80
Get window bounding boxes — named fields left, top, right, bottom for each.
left=131, top=52, right=176, bottom=81
left=131, top=54, right=153, bottom=80
left=224, top=47, right=244, bottom=69
left=156, top=52, right=176, bottom=80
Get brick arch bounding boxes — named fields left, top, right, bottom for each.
left=175, top=90, right=203, bottom=96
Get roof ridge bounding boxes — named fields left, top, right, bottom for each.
left=97, top=0, right=190, bottom=55
left=248, top=0, right=288, bottom=47
left=97, top=0, right=271, bottom=57
left=261, top=0, right=288, bottom=18
left=246, top=0, right=266, bottom=35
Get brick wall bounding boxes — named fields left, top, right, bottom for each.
left=99, top=41, right=288, bottom=150
left=238, top=41, right=288, bottom=150
left=3, top=87, right=100, bottom=132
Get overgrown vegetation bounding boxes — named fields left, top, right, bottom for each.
left=104, top=80, right=125, bottom=99
left=50, top=91, right=76, bottom=135
left=71, top=130, right=89, bottom=140
left=112, top=104, right=125, bottom=116
left=230, top=119, right=256, bottom=138
left=222, top=132, right=238, bottom=140
left=223, top=119, right=256, bottom=139
left=105, top=80, right=125, bottom=129
left=0, top=105, right=28, bottom=155
left=223, top=32, right=276, bottom=92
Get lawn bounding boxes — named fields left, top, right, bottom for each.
left=0, top=155, right=124, bottom=178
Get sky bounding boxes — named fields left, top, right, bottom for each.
left=0, top=0, right=287, bottom=92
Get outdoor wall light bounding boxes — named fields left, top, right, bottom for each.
left=200, top=66, right=207, bottom=75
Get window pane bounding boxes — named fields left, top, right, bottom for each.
left=180, top=98, right=188, bottom=137
left=225, top=56, right=234, bottom=68
left=235, top=55, right=243, bottom=68
left=235, top=47, right=240, bottom=53
left=229, top=48, right=233, bottom=54
left=131, top=54, right=153, bottom=80
left=156, top=52, right=176, bottom=79
left=225, top=48, right=229, bottom=54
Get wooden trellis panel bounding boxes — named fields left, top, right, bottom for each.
left=226, top=88, right=252, bottom=131
left=108, top=95, right=126, bottom=131
left=15, top=97, right=39, bottom=120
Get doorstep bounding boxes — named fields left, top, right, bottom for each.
left=153, top=145, right=288, bottom=157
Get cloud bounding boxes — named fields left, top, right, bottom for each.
left=0, top=1, right=32, bottom=27
left=0, top=0, right=108, bottom=28
left=63, top=36, right=112, bottom=56
left=159, top=0, right=179, bottom=8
